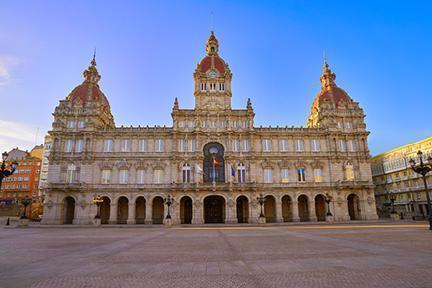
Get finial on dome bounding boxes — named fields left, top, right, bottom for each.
left=173, top=97, right=179, bottom=110
left=83, top=51, right=101, bottom=84
left=206, top=30, right=219, bottom=56
left=91, top=48, right=97, bottom=66
left=320, top=56, right=336, bottom=89
left=323, top=51, right=329, bottom=71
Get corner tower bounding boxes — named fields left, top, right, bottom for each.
left=193, top=31, right=232, bottom=111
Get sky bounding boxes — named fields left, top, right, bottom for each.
left=0, top=0, right=431, bottom=155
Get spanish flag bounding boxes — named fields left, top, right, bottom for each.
left=213, top=159, right=219, bottom=166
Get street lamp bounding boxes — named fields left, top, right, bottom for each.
left=257, top=194, right=265, bottom=218
left=93, top=195, right=103, bottom=219
left=20, top=197, right=32, bottom=219
left=0, top=152, right=18, bottom=191
left=325, top=193, right=333, bottom=216
left=408, top=150, right=432, bottom=230
left=389, top=191, right=397, bottom=214
left=209, top=147, right=218, bottom=185
left=165, top=194, right=172, bottom=220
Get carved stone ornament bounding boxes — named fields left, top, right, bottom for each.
left=227, top=199, right=235, bottom=207
left=79, top=200, right=86, bottom=209
left=311, top=160, right=324, bottom=169
left=99, top=160, right=113, bottom=170
left=135, top=161, right=148, bottom=170
left=367, top=196, right=375, bottom=205
left=277, top=160, right=291, bottom=169
left=261, top=160, right=274, bottom=169
left=46, top=200, right=54, bottom=209
left=116, top=159, right=131, bottom=169
left=194, top=201, right=202, bottom=208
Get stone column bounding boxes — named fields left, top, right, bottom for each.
left=225, top=199, right=237, bottom=224
left=192, top=200, right=204, bottom=224
left=145, top=199, right=153, bottom=224
left=172, top=202, right=180, bottom=225
left=309, top=200, right=317, bottom=222
left=292, top=201, right=300, bottom=222
left=127, top=202, right=136, bottom=224
left=109, top=203, right=117, bottom=224
left=275, top=197, right=283, bottom=223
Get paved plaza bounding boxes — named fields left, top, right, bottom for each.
left=0, top=223, right=431, bottom=288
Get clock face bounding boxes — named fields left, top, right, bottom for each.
left=208, top=71, right=217, bottom=78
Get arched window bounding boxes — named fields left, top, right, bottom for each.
left=237, top=163, right=246, bottom=183
left=182, top=163, right=191, bottom=183
left=203, top=142, right=225, bottom=183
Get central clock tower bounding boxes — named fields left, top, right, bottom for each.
left=193, top=31, right=232, bottom=111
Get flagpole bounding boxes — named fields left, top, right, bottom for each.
left=212, top=155, right=216, bottom=186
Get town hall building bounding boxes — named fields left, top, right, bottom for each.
left=42, top=32, right=378, bottom=225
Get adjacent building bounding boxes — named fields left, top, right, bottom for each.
left=42, top=32, right=378, bottom=225
left=371, top=136, right=432, bottom=219
left=38, top=135, right=52, bottom=203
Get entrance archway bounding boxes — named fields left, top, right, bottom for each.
left=152, top=196, right=164, bottom=224
left=180, top=196, right=193, bottom=224
left=117, top=196, right=129, bottom=224
left=203, top=143, right=225, bottom=183
left=63, top=196, right=75, bottom=224
left=236, top=196, right=249, bottom=223
left=348, top=194, right=361, bottom=220
left=100, top=197, right=110, bottom=224
left=315, top=194, right=326, bottom=221
left=204, top=195, right=225, bottom=223
left=282, top=195, right=292, bottom=222
left=264, top=195, right=276, bottom=223
left=135, top=197, right=146, bottom=224
left=298, top=195, right=309, bottom=221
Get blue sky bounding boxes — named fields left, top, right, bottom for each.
left=0, top=0, right=431, bottom=155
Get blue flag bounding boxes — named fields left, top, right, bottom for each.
left=231, top=165, right=235, bottom=177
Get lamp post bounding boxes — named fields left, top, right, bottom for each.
left=165, top=194, right=172, bottom=220
left=93, top=195, right=103, bottom=219
left=257, top=194, right=265, bottom=218
left=209, top=147, right=218, bottom=185
left=0, top=152, right=18, bottom=191
left=325, top=193, right=333, bottom=216
left=20, top=197, right=32, bottom=219
left=408, top=150, right=432, bottom=230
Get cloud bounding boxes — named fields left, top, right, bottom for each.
left=0, top=56, right=21, bottom=86
left=0, top=120, right=46, bottom=152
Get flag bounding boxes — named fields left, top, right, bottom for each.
left=195, top=164, right=203, bottom=174
left=231, top=164, right=235, bottom=177
left=213, top=158, right=219, bottom=166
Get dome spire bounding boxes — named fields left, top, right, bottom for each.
left=83, top=51, right=101, bottom=84
left=206, top=31, right=219, bottom=56
left=320, top=56, right=336, bottom=89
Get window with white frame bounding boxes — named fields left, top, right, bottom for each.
left=65, top=139, right=73, bottom=153
left=233, top=121, right=238, bottom=128
left=182, top=163, right=191, bottom=183
left=178, top=139, right=185, bottom=152
left=201, top=120, right=207, bottom=128
left=262, top=139, right=272, bottom=152
left=188, top=139, right=196, bottom=152
left=313, top=168, right=322, bottom=182
left=138, top=139, right=147, bottom=152
left=120, top=139, right=130, bottom=152
left=338, top=140, right=346, bottom=152
left=347, top=140, right=357, bottom=152
left=263, top=168, right=273, bottom=183
left=297, top=168, right=306, bottom=182
left=345, top=122, right=352, bottom=129
left=211, top=120, right=217, bottom=128
left=75, top=139, right=84, bottom=153
left=337, top=122, right=343, bottom=129
left=136, top=169, right=145, bottom=184
left=67, top=121, right=76, bottom=128
left=237, top=163, right=246, bottom=183
left=279, top=139, right=289, bottom=152
left=78, top=120, right=85, bottom=129
left=295, top=139, right=305, bottom=152
left=119, top=169, right=129, bottom=184
left=103, top=139, right=113, bottom=152
left=154, top=169, right=163, bottom=184
left=232, top=139, right=240, bottom=152
left=242, top=139, right=250, bottom=152
left=101, top=169, right=111, bottom=184
left=155, top=139, right=164, bottom=152
left=66, top=164, right=76, bottom=183
left=311, top=139, right=320, bottom=152
left=281, top=168, right=289, bottom=183
left=220, top=120, right=226, bottom=128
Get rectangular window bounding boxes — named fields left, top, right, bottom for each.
left=154, top=169, right=163, bottom=184
left=103, top=139, right=113, bottom=152
left=182, top=168, right=191, bottom=183
left=120, top=139, right=130, bottom=152
left=279, top=139, right=289, bottom=152
left=347, top=140, right=357, bottom=152
left=78, top=120, right=85, bottom=129
left=311, top=139, right=320, bottom=152
left=238, top=167, right=246, bottom=183
left=220, top=120, right=226, bottom=128
left=138, top=139, right=147, bottom=152
left=242, top=139, right=250, bottom=152
left=119, top=169, right=129, bottom=184
left=297, top=168, right=306, bottom=182
left=295, top=140, right=305, bottom=152
left=136, top=169, right=145, bottom=184
left=345, top=122, right=352, bottom=129
left=264, top=169, right=273, bottom=183
left=66, top=165, right=76, bottom=183
left=101, top=169, right=111, bottom=184
left=155, top=139, right=164, bottom=152
left=65, top=139, right=73, bottom=153
left=211, top=120, right=216, bottom=128
left=67, top=121, right=76, bottom=128
left=313, top=168, right=322, bottom=182
left=281, top=168, right=289, bottom=183
left=338, top=140, right=346, bottom=152
left=262, top=139, right=272, bottom=152
left=75, top=139, right=84, bottom=153
left=232, top=139, right=240, bottom=152
left=178, top=139, right=185, bottom=152
left=188, top=139, right=196, bottom=152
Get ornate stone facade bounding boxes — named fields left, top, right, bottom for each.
left=42, top=32, right=378, bottom=225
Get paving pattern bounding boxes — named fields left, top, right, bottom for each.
left=0, top=223, right=431, bottom=288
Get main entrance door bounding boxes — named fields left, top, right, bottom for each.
left=204, top=196, right=225, bottom=223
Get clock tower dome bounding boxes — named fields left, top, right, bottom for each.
left=193, top=31, right=232, bottom=111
